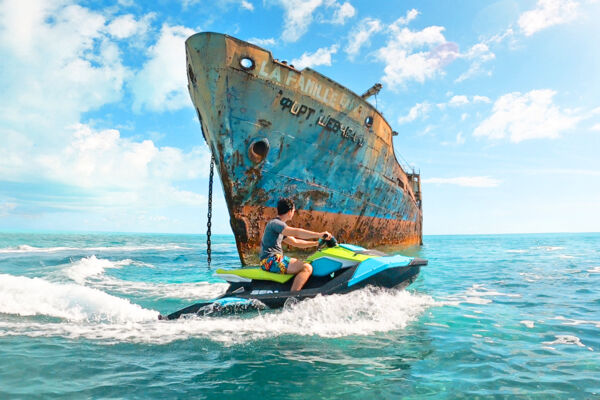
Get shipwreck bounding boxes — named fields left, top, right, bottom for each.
left=185, top=32, right=423, bottom=265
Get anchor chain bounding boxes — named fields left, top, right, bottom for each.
left=206, top=155, right=214, bottom=268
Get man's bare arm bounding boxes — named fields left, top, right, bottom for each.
left=282, top=227, right=330, bottom=240
left=283, top=236, right=319, bottom=249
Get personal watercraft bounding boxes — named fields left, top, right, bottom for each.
left=160, top=237, right=427, bottom=320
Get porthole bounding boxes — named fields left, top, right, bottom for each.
left=240, top=57, right=255, bottom=70
left=248, top=139, right=269, bottom=163
left=365, top=116, right=374, bottom=128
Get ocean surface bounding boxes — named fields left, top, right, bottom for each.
left=0, top=232, right=598, bottom=399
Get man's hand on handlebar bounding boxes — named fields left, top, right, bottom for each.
left=320, top=231, right=332, bottom=240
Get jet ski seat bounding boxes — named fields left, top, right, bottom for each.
left=215, top=268, right=294, bottom=283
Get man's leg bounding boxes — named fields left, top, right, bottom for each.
left=286, top=258, right=313, bottom=292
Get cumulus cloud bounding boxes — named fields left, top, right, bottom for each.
left=0, top=1, right=129, bottom=127
left=277, top=0, right=358, bottom=42
left=473, top=95, right=491, bottom=103
left=35, top=124, right=210, bottom=207
left=41, top=125, right=200, bottom=186
left=376, top=15, right=460, bottom=88
left=448, top=95, right=470, bottom=107
left=474, top=89, right=581, bottom=142
left=278, top=0, right=325, bottom=42
left=106, top=13, right=153, bottom=39
left=394, top=8, right=419, bottom=26
left=345, top=18, right=383, bottom=59
left=291, top=44, right=339, bottom=69
left=241, top=0, right=254, bottom=11
left=519, top=0, right=579, bottom=36
left=130, top=23, right=195, bottom=112
left=423, top=176, right=501, bottom=188
left=398, top=102, right=432, bottom=124
left=455, top=42, right=496, bottom=82
left=331, top=2, right=355, bottom=24
left=247, top=37, right=277, bottom=47
left=0, top=1, right=208, bottom=225
left=437, top=95, right=490, bottom=109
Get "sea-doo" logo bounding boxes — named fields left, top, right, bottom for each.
left=251, top=290, right=279, bottom=295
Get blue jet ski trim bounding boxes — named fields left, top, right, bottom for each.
left=347, top=255, right=413, bottom=287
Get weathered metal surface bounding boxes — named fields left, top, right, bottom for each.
left=185, top=32, right=424, bottom=265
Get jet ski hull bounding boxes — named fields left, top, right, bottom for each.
left=161, top=257, right=425, bottom=320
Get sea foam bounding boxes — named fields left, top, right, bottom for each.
left=0, top=286, right=436, bottom=345
left=0, top=273, right=158, bottom=322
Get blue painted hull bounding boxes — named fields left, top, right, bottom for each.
left=186, top=33, right=423, bottom=264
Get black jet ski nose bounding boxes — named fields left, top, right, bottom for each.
left=409, top=258, right=428, bottom=266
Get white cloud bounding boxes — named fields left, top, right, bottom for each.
left=519, top=0, right=579, bottom=36
left=449, top=95, right=470, bottom=107
left=474, top=89, right=581, bottom=142
left=331, top=2, right=355, bottom=24
left=455, top=42, right=496, bottom=82
left=130, top=23, right=195, bottom=112
left=106, top=13, right=152, bottom=39
left=345, top=18, right=382, bottom=59
left=376, top=20, right=460, bottom=88
left=591, top=123, right=600, bottom=131
left=291, top=44, right=339, bottom=69
left=0, top=1, right=210, bottom=227
left=398, top=102, right=432, bottom=124
left=276, top=0, right=358, bottom=42
left=423, top=176, right=501, bottom=188
left=241, top=0, right=254, bottom=11
left=278, top=0, right=325, bottom=42
left=394, top=9, right=419, bottom=26
left=437, top=95, right=489, bottom=109
left=34, top=124, right=210, bottom=207
left=473, top=95, right=491, bottom=103
left=247, top=37, right=277, bottom=47
left=0, top=1, right=129, bottom=125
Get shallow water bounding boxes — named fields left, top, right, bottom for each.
left=0, top=232, right=598, bottom=399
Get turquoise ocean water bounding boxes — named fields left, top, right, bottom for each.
left=0, top=232, right=598, bottom=399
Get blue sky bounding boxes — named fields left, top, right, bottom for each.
left=1, top=0, right=599, bottom=235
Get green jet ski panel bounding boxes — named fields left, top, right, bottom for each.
left=215, top=268, right=294, bottom=284
left=306, top=245, right=373, bottom=263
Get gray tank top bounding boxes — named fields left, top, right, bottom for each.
left=259, top=218, right=287, bottom=260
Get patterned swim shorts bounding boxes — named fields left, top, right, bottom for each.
left=260, top=254, right=290, bottom=274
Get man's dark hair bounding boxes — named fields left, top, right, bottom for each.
left=277, top=198, right=294, bottom=215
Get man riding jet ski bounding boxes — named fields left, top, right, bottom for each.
left=160, top=236, right=427, bottom=320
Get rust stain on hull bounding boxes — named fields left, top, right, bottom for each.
left=233, top=205, right=422, bottom=265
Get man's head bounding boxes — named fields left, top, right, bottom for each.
left=277, top=198, right=295, bottom=217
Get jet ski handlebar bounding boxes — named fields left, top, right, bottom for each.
left=318, top=235, right=338, bottom=249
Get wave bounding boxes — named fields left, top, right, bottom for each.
left=62, top=256, right=227, bottom=300
left=542, top=334, right=593, bottom=351
left=0, top=244, right=189, bottom=254
left=443, top=284, right=522, bottom=305
left=0, top=287, right=436, bottom=345
left=64, top=255, right=130, bottom=284
left=533, top=246, right=565, bottom=251
left=0, top=273, right=158, bottom=323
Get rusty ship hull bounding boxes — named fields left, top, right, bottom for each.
left=185, top=32, right=423, bottom=265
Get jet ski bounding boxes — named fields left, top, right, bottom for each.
left=160, top=237, right=427, bottom=320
